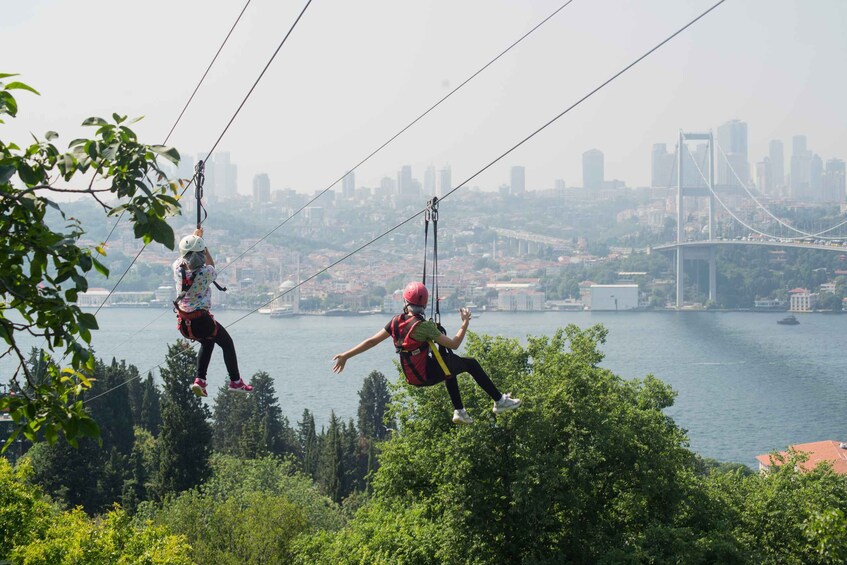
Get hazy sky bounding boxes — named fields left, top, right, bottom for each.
left=2, top=0, right=845, bottom=195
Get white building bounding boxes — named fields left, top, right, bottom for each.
left=497, top=290, right=545, bottom=311
left=589, top=284, right=639, bottom=311
left=789, top=288, right=817, bottom=312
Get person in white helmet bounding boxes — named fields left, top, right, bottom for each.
left=173, top=227, right=252, bottom=397
left=332, top=281, right=520, bottom=424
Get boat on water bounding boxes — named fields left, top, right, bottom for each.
left=269, top=308, right=295, bottom=318
left=777, top=314, right=799, bottom=325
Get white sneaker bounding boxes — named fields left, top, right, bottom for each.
left=493, top=393, right=521, bottom=414
left=452, top=409, right=473, bottom=425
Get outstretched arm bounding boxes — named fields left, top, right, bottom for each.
left=332, top=329, right=391, bottom=373
left=434, top=307, right=472, bottom=350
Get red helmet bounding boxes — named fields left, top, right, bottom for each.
left=402, top=281, right=428, bottom=307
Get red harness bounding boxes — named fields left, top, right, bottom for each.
left=388, top=314, right=430, bottom=386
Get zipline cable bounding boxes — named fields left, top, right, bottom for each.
left=229, top=0, right=729, bottom=327
left=91, top=0, right=313, bottom=318
left=97, top=0, right=580, bottom=357
left=86, top=0, right=728, bottom=403
left=98, top=0, right=254, bottom=253
left=218, top=0, right=578, bottom=273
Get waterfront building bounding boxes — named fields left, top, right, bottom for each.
left=589, top=284, right=638, bottom=311
left=497, top=289, right=545, bottom=311
left=756, top=440, right=847, bottom=475
left=788, top=287, right=817, bottom=312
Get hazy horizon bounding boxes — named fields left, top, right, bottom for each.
left=2, top=0, right=845, bottom=196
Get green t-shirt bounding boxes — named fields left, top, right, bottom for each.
left=385, top=318, right=442, bottom=342
left=411, top=319, right=443, bottom=342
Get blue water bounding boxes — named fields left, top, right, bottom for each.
left=4, top=309, right=846, bottom=467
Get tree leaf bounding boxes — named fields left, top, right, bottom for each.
left=151, top=145, right=180, bottom=165
left=4, top=81, right=40, bottom=95
left=44, top=130, right=59, bottom=141
left=81, top=116, right=108, bottom=126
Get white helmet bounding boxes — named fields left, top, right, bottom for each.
left=179, top=234, right=206, bottom=257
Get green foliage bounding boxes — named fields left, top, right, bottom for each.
left=358, top=370, right=394, bottom=441
left=704, top=452, right=847, bottom=564
left=149, top=455, right=343, bottom=564
left=301, top=325, right=737, bottom=563
left=212, top=371, right=297, bottom=459
left=0, top=459, right=55, bottom=557
left=156, top=341, right=211, bottom=498
left=0, top=75, right=182, bottom=449
left=10, top=506, right=192, bottom=565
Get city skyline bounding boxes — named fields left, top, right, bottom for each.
left=3, top=1, right=846, bottom=197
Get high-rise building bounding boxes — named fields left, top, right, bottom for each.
left=823, top=159, right=846, bottom=202
left=510, top=166, right=525, bottom=194
left=768, top=139, right=785, bottom=190
left=582, top=149, right=604, bottom=189
left=790, top=135, right=811, bottom=200
left=756, top=158, right=772, bottom=195
left=682, top=144, right=709, bottom=188
left=810, top=153, right=824, bottom=201
left=438, top=166, right=451, bottom=198
left=252, top=173, right=270, bottom=204
left=342, top=171, right=355, bottom=199
left=211, top=151, right=237, bottom=200
left=651, top=143, right=676, bottom=188
left=717, top=119, right=748, bottom=187
left=423, top=165, right=436, bottom=196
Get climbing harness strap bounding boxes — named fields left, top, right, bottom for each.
left=421, top=197, right=451, bottom=377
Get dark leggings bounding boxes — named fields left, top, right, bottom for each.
left=196, top=321, right=240, bottom=382
left=424, top=351, right=501, bottom=410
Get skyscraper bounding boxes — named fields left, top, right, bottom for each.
left=756, top=158, right=772, bottom=195
left=790, top=135, right=811, bottom=200
left=437, top=166, right=451, bottom=198
left=768, top=139, right=785, bottom=190
left=342, top=171, right=355, bottom=199
left=824, top=159, right=846, bottom=202
left=212, top=152, right=237, bottom=200
left=424, top=165, right=436, bottom=197
left=510, top=166, right=525, bottom=194
left=582, top=149, right=604, bottom=189
left=651, top=143, right=675, bottom=188
left=252, top=173, right=270, bottom=204
left=810, top=153, right=824, bottom=201
left=716, top=119, right=748, bottom=187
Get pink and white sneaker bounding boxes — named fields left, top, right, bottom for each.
left=190, top=378, right=208, bottom=398
left=227, top=378, right=253, bottom=393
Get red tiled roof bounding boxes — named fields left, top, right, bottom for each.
left=788, top=288, right=808, bottom=294
left=756, top=440, right=847, bottom=474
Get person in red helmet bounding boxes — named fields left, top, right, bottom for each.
left=173, top=227, right=252, bottom=397
left=332, top=281, right=520, bottom=424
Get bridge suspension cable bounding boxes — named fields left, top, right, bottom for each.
left=683, top=139, right=814, bottom=241
left=714, top=139, right=847, bottom=239
left=86, top=0, right=729, bottom=404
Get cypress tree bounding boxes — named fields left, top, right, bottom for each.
left=156, top=341, right=211, bottom=498
left=317, top=412, right=343, bottom=503
left=297, top=409, right=319, bottom=479
left=139, top=372, right=163, bottom=436
left=357, top=370, right=393, bottom=441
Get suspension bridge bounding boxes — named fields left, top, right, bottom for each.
left=652, top=130, right=847, bottom=308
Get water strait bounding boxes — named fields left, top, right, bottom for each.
left=4, top=308, right=845, bottom=467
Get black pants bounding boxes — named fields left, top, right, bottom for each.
left=186, top=314, right=240, bottom=382
left=423, top=351, right=501, bottom=410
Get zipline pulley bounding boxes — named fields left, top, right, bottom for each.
left=422, top=196, right=441, bottom=324
left=193, top=160, right=226, bottom=292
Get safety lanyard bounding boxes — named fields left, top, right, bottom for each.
left=422, top=197, right=440, bottom=324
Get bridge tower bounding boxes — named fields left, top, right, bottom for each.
left=676, top=131, right=717, bottom=308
